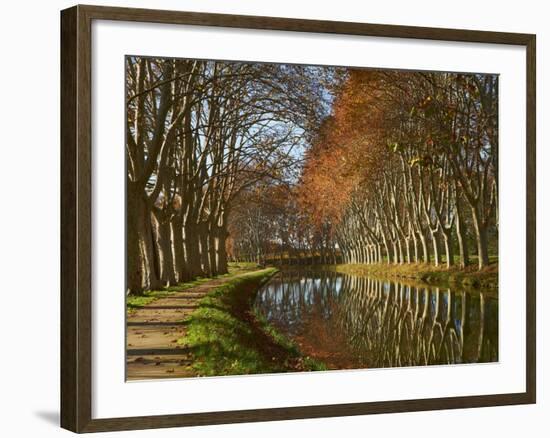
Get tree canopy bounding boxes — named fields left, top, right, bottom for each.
left=126, top=58, right=498, bottom=295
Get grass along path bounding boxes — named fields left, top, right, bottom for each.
left=126, top=264, right=258, bottom=380
left=126, top=265, right=325, bottom=380
left=178, top=269, right=326, bottom=377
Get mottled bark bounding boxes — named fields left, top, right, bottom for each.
left=152, top=209, right=177, bottom=286
left=171, top=214, right=189, bottom=282
left=184, top=221, right=203, bottom=278
left=126, top=182, right=144, bottom=295
left=472, top=207, right=490, bottom=269
left=455, top=205, right=470, bottom=268
left=217, top=225, right=229, bottom=275
left=198, top=221, right=211, bottom=276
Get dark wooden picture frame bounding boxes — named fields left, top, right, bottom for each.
left=61, top=4, right=536, bottom=433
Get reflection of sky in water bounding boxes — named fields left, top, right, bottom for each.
left=254, top=270, right=498, bottom=368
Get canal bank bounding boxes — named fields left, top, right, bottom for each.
left=127, top=263, right=498, bottom=379
left=174, top=267, right=326, bottom=377
left=327, top=262, right=498, bottom=290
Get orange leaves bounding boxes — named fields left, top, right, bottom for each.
left=418, top=95, right=433, bottom=109
left=299, top=69, right=490, bottom=230
left=298, top=140, right=353, bottom=229
left=297, top=70, right=391, bottom=229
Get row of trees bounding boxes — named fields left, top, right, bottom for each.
left=227, top=184, right=340, bottom=266
left=296, top=70, right=498, bottom=270
left=229, top=70, right=498, bottom=270
left=126, top=57, right=327, bottom=294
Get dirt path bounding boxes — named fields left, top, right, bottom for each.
left=126, top=275, right=241, bottom=380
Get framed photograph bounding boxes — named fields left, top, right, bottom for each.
left=60, top=4, right=536, bottom=433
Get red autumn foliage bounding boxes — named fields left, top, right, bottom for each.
left=298, top=70, right=392, bottom=230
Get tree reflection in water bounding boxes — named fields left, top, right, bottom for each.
left=254, top=270, right=498, bottom=369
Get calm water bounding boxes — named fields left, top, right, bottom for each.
left=254, top=270, right=498, bottom=369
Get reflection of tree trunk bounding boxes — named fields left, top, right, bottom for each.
left=457, top=292, right=466, bottom=356
left=476, top=294, right=486, bottom=361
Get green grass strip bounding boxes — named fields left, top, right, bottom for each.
left=177, top=268, right=327, bottom=377
left=126, top=264, right=259, bottom=314
left=329, top=262, right=498, bottom=290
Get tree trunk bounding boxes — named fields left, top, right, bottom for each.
left=412, top=233, right=418, bottom=263
left=208, top=222, right=218, bottom=276
left=144, top=211, right=163, bottom=290
left=152, top=211, right=177, bottom=286
left=126, top=182, right=144, bottom=295
left=455, top=206, right=470, bottom=268
left=471, top=208, right=490, bottom=269
left=198, top=221, right=211, bottom=276
left=405, top=238, right=411, bottom=264
left=216, top=223, right=229, bottom=275
left=418, top=231, right=430, bottom=264
left=431, top=230, right=440, bottom=267
left=184, top=220, right=203, bottom=278
left=397, top=239, right=404, bottom=264
left=171, top=214, right=189, bottom=282
left=441, top=229, right=454, bottom=269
